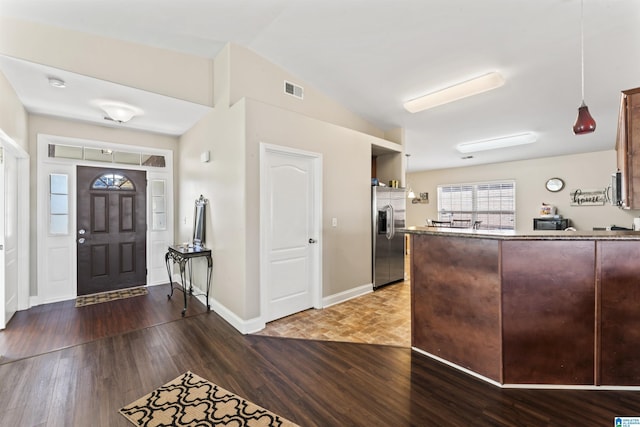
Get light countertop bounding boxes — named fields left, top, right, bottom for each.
left=401, top=226, right=640, bottom=241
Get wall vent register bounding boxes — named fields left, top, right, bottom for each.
left=284, top=81, right=304, bottom=99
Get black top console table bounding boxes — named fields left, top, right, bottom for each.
left=165, top=244, right=212, bottom=316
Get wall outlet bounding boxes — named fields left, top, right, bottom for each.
left=332, top=217, right=338, bottom=227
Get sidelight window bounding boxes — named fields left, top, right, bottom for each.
left=151, top=179, right=167, bottom=230
left=437, top=180, right=516, bottom=230
left=49, top=173, right=69, bottom=235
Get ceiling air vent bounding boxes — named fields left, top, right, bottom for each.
left=284, top=80, right=304, bottom=99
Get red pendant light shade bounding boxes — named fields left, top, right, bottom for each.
left=573, top=0, right=596, bottom=135
left=573, top=102, right=596, bottom=134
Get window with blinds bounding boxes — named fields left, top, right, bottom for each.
left=437, top=181, right=516, bottom=230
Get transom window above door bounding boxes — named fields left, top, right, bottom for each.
left=48, top=143, right=166, bottom=168
left=91, top=173, right=135, bottom=190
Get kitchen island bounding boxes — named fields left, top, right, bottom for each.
left=404, top=226, right=640, bottom=388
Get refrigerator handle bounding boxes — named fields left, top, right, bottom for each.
left=384, top=205, right=392, bottom=239
left=388, top=204, right=395, bottom=239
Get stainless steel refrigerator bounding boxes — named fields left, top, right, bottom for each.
left=372, top=186, right=406, bottom=289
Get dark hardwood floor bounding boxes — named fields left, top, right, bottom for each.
left=1, top=284, right=640, bottom=426
left=0, top=284, right=207, bottom=364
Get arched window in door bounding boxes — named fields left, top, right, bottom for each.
left=91, top=173, right=135, bottom=190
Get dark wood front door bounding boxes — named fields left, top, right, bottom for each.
left=77, top=166, right=147, bottom=296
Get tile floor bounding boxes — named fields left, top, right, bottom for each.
left=253, top=280, right=410, bottom=347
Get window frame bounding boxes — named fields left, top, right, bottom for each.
left=49, top=173, right=69, bottom=235
left=437, top=180, right=516, bottom=230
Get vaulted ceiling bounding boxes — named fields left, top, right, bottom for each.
left=1, top=0, right=639, bottom=171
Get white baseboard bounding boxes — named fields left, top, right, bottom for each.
left=412, top=347, right=640, bottom=390
left=203, top=283, right=374, bottom=335
left=29, top=295, right=42, bottom=308
left=412, top=347, right=503, bottom=388
left=182, top=281, right=264, bottom=335
left=208, top=296, right=265, bottom=334
left=39, top=294, right=76, bottom=305
left=322, top=283, right=373, bottom=308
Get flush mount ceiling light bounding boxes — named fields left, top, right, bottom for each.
left=48, top=77, right=66, bottom=88
left=403, top=72, right=505, bottom=113
left=573, top=0, right=596, bottom=135
left=92, top=99, right=144, bottom=123
left=456, top=132, right=537, bottom=154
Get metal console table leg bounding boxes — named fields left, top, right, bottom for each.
left=165, top=245, right=213, bottom=316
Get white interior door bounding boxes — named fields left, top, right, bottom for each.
left=261, top=144, right=321, bottom=323
left=3, top=148, right=18, bottom=325
left=0, top=147, right=5, bottom=328
left=0, top=130, right=29, bottom=330
left=0, top=144, right=19, bottom=329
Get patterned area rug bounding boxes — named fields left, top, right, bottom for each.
left=120, top=372, right=299, bottom=427
left=75, top=286, right=148, bottom=307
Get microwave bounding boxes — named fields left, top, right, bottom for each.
left=533, top=218, right=569, bottom=230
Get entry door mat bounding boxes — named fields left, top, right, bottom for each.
left=119, top=371, right=300, bottom=427
left=75, top=286, right=148, bottom=307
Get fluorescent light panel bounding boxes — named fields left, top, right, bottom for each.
left=456, top=132, right=537, bottom=153
left=404, top=72, right=505, bottom=113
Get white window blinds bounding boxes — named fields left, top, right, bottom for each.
left=437, top=181, right=516, bottom=230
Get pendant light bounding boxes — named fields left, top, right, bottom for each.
left=573, top=0, right=596, bottom=135
left=405, top=154, right=416, bottom=199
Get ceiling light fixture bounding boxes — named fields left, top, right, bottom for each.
left=573, top=0, right=596, bottom=135
left=456, top=132, right=537, bottom=154
left=92, top=99, right=143, bottom=123
left=48, top=77, right=66, bottom=88
left=403, top=72, right=505, bottom=113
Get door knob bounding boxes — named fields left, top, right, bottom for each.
left=308, top=238, right=317, bottom=244
left=78, top=238, right=86, bottom=244
left=78, top=229, right=86, bottom=235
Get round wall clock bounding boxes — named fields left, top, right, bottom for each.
left=545, top=178, right=564, bottom=192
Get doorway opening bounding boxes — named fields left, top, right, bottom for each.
left=0, top=130, right=30, bottom=330
left=259, top=143, right=322, bottom=324
left=36, top=134, right=174, bottom=305
left=76, top=166, right=147, bottom=296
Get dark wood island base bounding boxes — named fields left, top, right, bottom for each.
left=405, top=226, right=640, bottom=388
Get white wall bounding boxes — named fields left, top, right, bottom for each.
left=227, top=43, right=384, bottom=140
left=0, top=69, right=28, bottom=150
left=406, top=150, right=640, bottom=231
left=246, top=99, right=373, bottom=306
left=178, top=103, right=248, bottom=318
left=178, top=94, right=377, bottom=323
left=1, top=21, right=398, bottom=327
left=0, top=17, right=214, bottom=106
left=179, top=44, right=387, bottom=325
